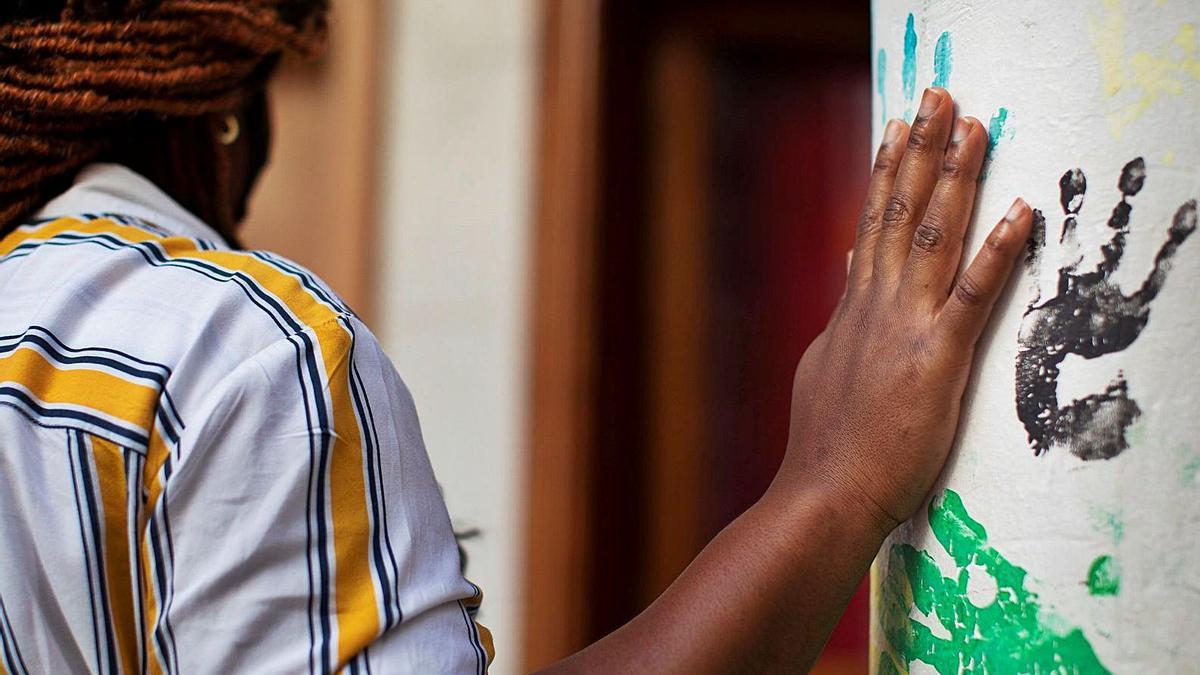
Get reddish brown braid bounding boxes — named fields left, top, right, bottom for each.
left=0, top=0, right=327, bottom=232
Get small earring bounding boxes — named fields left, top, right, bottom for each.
left=218, top=114, right=241, bottom=146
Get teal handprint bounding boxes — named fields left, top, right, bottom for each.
left=876, top=13, right=1011, bottom=164
left=877, top=490, right=1109, bottom=674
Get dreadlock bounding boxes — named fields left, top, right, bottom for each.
left=0, top=0, right=328, bottom=233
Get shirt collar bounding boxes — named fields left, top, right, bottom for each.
left=34, top=163, right=231, bottom=248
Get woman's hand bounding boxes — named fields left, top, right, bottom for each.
left=771, top=86, right=1033, bottom=535
left=545, top=87, right=1033, bottom=674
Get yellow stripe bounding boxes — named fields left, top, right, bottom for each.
left=10, top=219, right=381, bottom=668
left=321, top=325, right=378, bottom=667
left=477, top=621, right=496, bottom=668
left=92, top=437, right=139, bottom=675
left=0, top=347, right=158, bottom=438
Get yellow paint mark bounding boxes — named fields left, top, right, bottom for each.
left=1165, top=151, right=1176, bottom=164
left=1088, top=0, right=1126, bottom=99
left=1088, top=1, right=1200, bottom=139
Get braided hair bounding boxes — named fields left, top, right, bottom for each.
left=0, top=0, right=328, bottom=233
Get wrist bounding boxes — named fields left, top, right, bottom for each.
left=759, top=461, right=896, bottom=552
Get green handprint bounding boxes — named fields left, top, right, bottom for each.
left=877, top=490, right=1109, bottom=674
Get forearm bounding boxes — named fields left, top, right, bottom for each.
left=541, top=476, right=887, bottom=674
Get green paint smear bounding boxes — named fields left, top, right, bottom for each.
left=1087, top=555, right=1120, bottom=597
left=986, top=107, right=1009, bottom=159
left=877, top=48, right=888, bottom=127
left=902, top=13, right=918, bottom=109
left=932, top=31, right=952, bottom=88
left=878, top=489, right=1110, bottom=674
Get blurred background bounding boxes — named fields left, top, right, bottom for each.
left=241, top=0, right=871, bottom=672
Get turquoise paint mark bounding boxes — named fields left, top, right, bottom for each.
left=902, top=14, right=917, bottom=99
left=876, top=48, right=888, bottom=126
left=902, top=13, right=917, bottom=119
left=1093, top=510, right=1124, bottom=545
left=932, top=31, right=952, bottom=87
left=987, top=107, right=1009, bottom=159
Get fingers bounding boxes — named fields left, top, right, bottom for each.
left=902, top=116, right=989, bottom=299
left=939, top=199, right=1034, bottom=347
left=848, top=119, right=910, bottom=289
left=873, top=87, right=955, bottom=282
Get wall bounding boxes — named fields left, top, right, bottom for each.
left=870, top=1, right=1199, bottom=672
left=376, top=3, right=538, bottom=674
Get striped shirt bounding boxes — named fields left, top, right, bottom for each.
left=0, top=164, right=494, bottom=674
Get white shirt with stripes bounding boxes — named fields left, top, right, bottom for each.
left=0, top=164, right=494, bottom=674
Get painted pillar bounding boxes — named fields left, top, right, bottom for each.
left=869, top=1, right=1200, bottom=673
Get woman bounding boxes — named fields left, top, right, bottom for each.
left=0, top=2, right=1032, bottom=673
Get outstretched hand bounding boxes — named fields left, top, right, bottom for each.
left=545, top=87, right=1034, bottom=674
left=772, top=86, right=1033, bottom=535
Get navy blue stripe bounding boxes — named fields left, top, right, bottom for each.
left=345, top=319, right=403, bottom=628
left=75, top=434, right=120, bottom=675
left=0, top=333, right=167, bottom=386
left=298, top=336, right=320, bottom=675
left=69, top=432, right=108, bottom=675
left=0, top=326, right=172, bottom=374
left=252, top=252, right=351, bottom=315
left=0, top=387, right=147, bottom=448
left=0, top=595, right=29, bottom=675
left=156, top=458, right=181, bottom=675
left=456, top=601, right=485, bottom=675
left=147, top=504, right=172, bottom=673
left=342, top=320, right=394, bottom=630
left=127, top=452, right=150, bottom=675
left=0, top=233, right=303, bottom=337
left=156, top=407, right=181, bottom=449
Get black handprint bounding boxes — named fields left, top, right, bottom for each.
left=1016, top=158, right=1197, bottom=461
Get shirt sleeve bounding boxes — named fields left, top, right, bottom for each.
left=148, top=314, right=493, bottom=674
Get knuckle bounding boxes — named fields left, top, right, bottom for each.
left=954, top=272, right=987, bottom=307
left=906, top=122, right=934, bottom=154
left=878, top=150, right=897, bottom=172
left=857, top=208, right=883, bottom=237
left=881, top=194, right=914, bottom=230
left=912, top=217, right=946, bottom=254
left=940, top=157, right=967, bottom=181
left=873, top=148, right=897, bottom=174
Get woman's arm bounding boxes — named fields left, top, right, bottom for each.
left=543, top=87, right=1034, bottom=673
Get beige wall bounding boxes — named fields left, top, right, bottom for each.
left=375, top=3, right=539, bottom=674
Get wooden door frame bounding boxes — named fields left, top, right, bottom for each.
left=523, top=0, right=603, bottom=669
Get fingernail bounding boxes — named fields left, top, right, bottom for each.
left=917, top=88, right=942, bottom=118
left=883, top=119, right=902, bottom=144
left=952, top=117, right=972, bottom=143
left=1005, top=197, right=1029, bottom=222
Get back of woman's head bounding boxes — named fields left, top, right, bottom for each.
left=0, top=0, right=328, bottom=232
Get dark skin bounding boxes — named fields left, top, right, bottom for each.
left=147, top=86, right=1032, bottom=672
left=104, top=88, right=272, bottom=245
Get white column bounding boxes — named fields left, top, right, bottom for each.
left=870, top=1, right=1200, bottom=672
left=375, top=3, right=537, bottom=674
